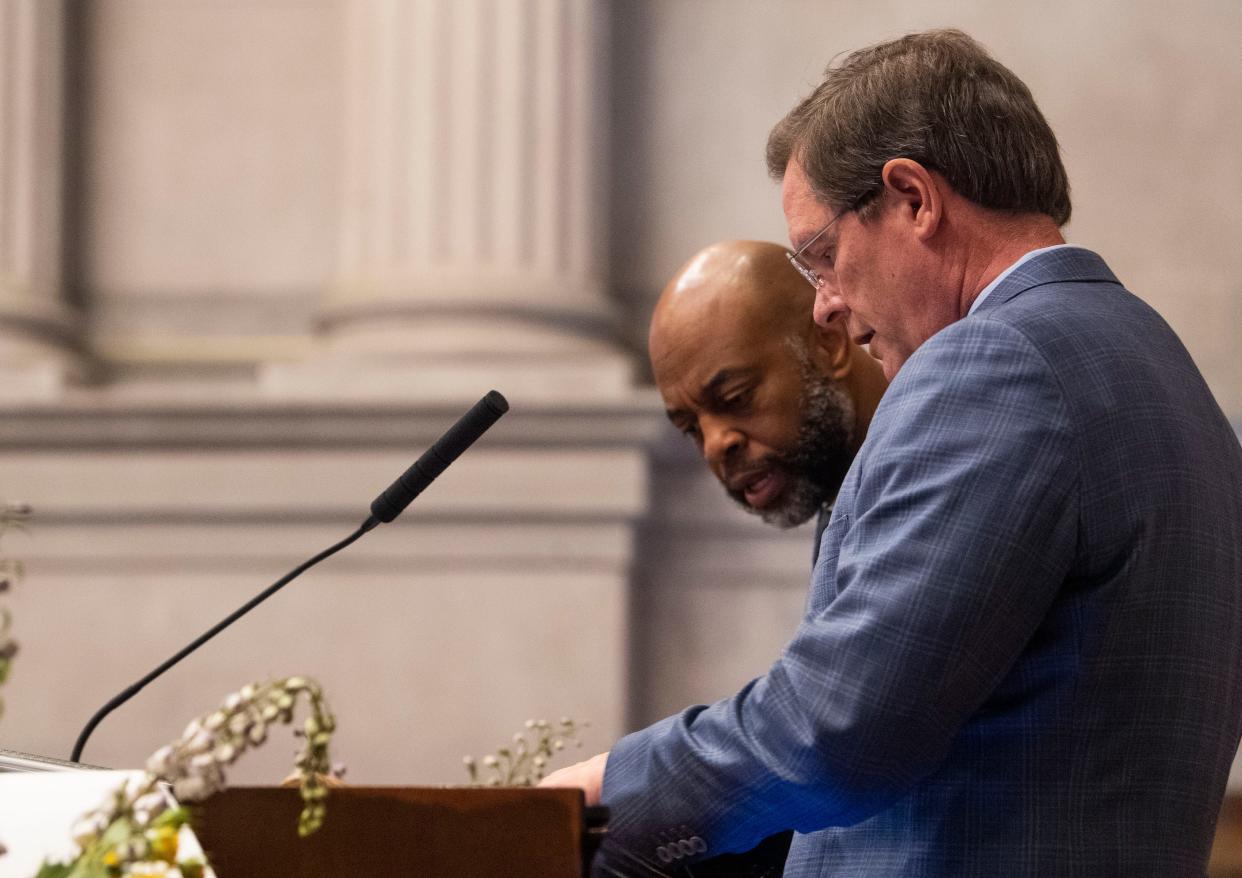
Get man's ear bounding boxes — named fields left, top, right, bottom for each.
left=809, top=320, right=851, bottom=380
left=880, top=158, right=942, bottom=241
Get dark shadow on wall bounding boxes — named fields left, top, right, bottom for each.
left=605, top=0, right=659, bottom=383
left=61, top=1, right=93, bottom=315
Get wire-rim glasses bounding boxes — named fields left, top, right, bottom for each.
left=786, top=209, right=850, bottom=291
left=785, top=188, right=881, bottom=290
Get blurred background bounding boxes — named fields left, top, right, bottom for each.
left=0, top=0, right=1239, bottom=800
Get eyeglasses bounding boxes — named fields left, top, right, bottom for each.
left=785, top=187, right=881, bottom=290
left=786, top=208, right=850, bottom=291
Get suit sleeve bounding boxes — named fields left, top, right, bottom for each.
left=595, top=318, right=1081, bottom=872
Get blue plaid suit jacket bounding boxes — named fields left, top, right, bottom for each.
left=597, top=248, right=1242, bottom=877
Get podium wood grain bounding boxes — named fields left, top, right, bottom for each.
left=192, top=786, right=596, bottom=877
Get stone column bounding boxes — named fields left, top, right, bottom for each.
left=265, top=0, right=629, bottom=403
left=0, top=0, right=83, bottom=396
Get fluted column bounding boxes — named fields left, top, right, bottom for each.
left=0, top=0, right=82, bottom=394
left=268, top=0, right=628, bottom=401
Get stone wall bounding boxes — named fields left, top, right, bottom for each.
left=0, top=0, right=1238, bottom=791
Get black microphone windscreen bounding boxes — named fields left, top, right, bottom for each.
left=369, top=390, right=509, bottom=523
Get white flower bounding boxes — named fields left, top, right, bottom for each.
left=146, top=745, right=174, bottom=776
left=185, top=729, right=213, bottom=755
left=70, top=815, right=104, bottom=847
left=172, top=774, right=210, bottom=802
left=132, top=791, right=167, bottom=826
left=190, top=752, right=216, bottom=771
left=228, top=711, right=251, bottom=735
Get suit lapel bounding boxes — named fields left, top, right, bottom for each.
left=971, top=246, right=1122, bottom=315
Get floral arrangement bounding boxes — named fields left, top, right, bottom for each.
left=0, top=501, right=31, bottom=859
left=36, top=676, right=336, bottom=878
left=463, top=717, right=585, bottom=787
left=0, top=501, right=31, bottom=722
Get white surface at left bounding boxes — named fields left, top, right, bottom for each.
left=0, top=770, right=211, bottom=878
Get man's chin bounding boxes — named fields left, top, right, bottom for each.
left=757, top=502, right=817, bottom=530
left=728, top=490, right=816, bottom=530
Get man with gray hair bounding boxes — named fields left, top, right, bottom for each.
left=546, top=29, right=1242, bottom=876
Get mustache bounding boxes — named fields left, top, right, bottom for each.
left=721, top=455, right=782, bottom=488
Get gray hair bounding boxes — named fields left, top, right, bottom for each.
left=766, top=29, right=1071, bottom=225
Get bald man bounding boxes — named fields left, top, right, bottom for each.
left=650, top=240, right=886, bottom=539
left=545, top=242, right=886, bottom=875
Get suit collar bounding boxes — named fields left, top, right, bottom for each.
left=970, top=246, right=1121, bottom=315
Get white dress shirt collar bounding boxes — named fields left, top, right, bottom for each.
left=967, top=243, right=1077, bottom=316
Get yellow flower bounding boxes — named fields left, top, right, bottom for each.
left=147, top=824, right=180, bottom=863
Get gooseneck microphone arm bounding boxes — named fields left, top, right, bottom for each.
left=70, top=390, right=509, bottom=764
left=70, top=524, right=372, bottom=764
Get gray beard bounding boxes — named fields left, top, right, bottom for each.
left=729, top=373, right=856, bottom=530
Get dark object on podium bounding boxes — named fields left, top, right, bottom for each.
left=680, top=829, right=792, bottom=877
left=191, top=786, right=607, bottom=877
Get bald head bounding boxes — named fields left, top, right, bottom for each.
left=648, top=240, right=887, bottom=528
left=650, top=240, right=815, bottom=360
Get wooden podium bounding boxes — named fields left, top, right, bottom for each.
left=190, top=788, right=1242, bottom=878
left=191, top=786, right=608, bottom=877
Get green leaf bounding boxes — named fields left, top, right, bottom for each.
left=65, top=862, right=111, bottom=878
left=151, top=806, right=189, bottom=830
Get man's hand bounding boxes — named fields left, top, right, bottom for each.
left=538, top=750, right=608, bottom=806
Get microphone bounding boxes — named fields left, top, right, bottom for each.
left=368, top=389, right=509, bottom=523
left=70, top=390, right=510, bottom=764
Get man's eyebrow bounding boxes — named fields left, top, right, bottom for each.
left=796, top=229, right=836, bottom=254
left=797, top=219, right=846, bottom=254
left=664, top=406, right=690, bottom=426
left=662, top=367, right=757, bottom=425
left=701, top=367, right=757, bottom=401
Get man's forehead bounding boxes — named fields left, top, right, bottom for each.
left=656, top=294, right=783, bottom=359
left=655, top=329, right=751, bottom=387
left=781, top=159, right=832, bottom=246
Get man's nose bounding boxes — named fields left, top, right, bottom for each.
left=813, top=286, right=847, bottom=328
left=701, top=417, right=743, bottom=468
